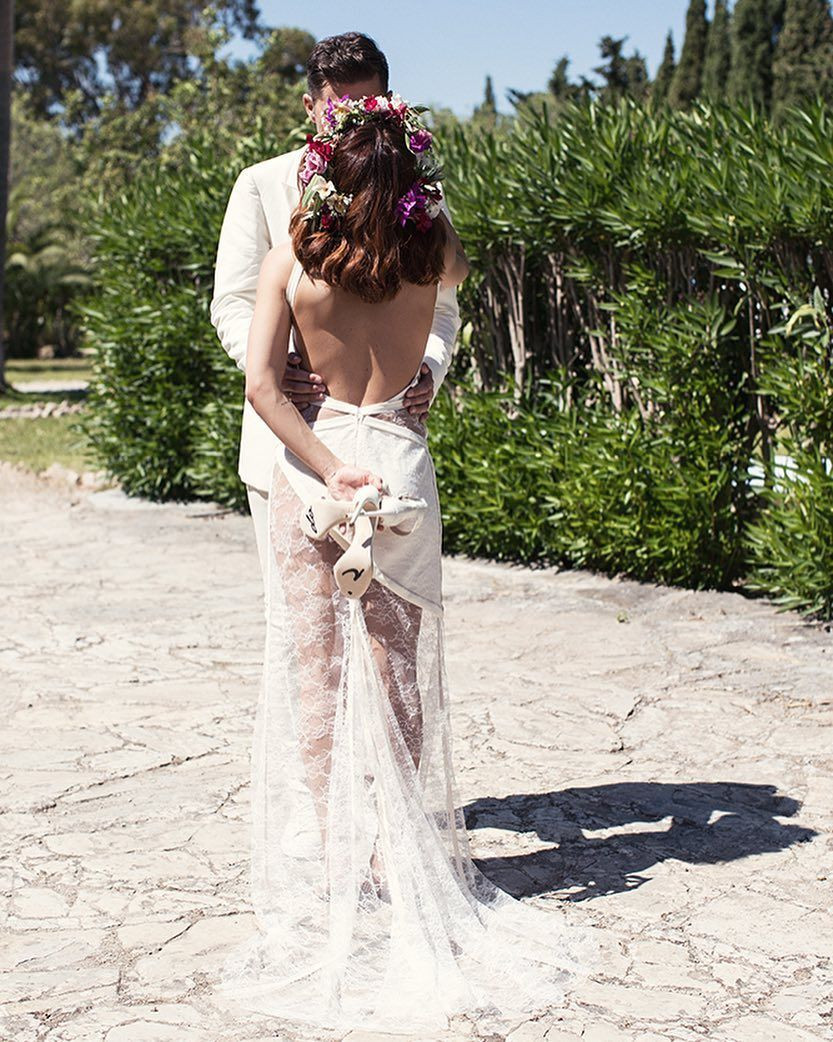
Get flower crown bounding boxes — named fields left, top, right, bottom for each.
left=298, top=90, right=445, bottom=234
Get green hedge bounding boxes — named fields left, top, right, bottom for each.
left=744, top=291, right=833, bottom=618
left=76, top=129, right=259, bottom=506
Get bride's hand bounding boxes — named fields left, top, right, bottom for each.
left=324, top=464, right=385, bottom=502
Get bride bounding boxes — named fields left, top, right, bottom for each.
left=214, top=91, right=600, bottom=1034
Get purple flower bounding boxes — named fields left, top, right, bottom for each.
left=409, top=129, right=433, bottom=153
left=395, top=184, right=428, bottom=226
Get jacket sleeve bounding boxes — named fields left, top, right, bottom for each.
left=209, top=167, right=272, bottom=373
left=422, top=192, right=463, bottom=402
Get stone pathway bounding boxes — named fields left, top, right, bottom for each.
left=1, top=462, right=831, bottom=1042
left=0, top=379, right=89, bottom=419
left=12, top=380, right=90, bottom=394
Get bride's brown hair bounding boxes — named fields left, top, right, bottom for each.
left=289, top=119, right=447, bottom=304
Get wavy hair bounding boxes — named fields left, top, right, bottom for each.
left=289, top=119, right=447, bottom=304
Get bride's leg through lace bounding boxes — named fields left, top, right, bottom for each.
left=269, top=457, right=425, bottom=894
left=269, top=466, right=343, bottom=849
left=360, top=582, right=424, bottom=896
left=362, top=583, right=424, bottom=772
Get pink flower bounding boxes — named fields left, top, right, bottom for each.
left=300, top=148, right=327, bottom=185
left=364, top=96, right=378, bottom=111
left=409, top=129, right=433, bottom=153
left=320, top=211, right=334, bottom=229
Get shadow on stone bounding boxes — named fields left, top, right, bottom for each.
left=464, top=781, right=816, bottom=901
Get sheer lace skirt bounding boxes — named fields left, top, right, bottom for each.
left=214, top=407, right=601, bottom=1034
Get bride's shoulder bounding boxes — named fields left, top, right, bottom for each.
left=258, top=240, right=295, bottom=290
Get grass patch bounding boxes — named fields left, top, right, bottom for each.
left=0, top=415, right=96, bottom=473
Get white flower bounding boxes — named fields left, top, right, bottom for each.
left=302, top=174, right=338, bottom=209
left=328, top=192, right=353, bottom=215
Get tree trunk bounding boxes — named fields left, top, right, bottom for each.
left=0, top=0, right=13, bottom=391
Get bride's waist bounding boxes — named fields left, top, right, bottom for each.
left=301, top=401, right=427, bottom=443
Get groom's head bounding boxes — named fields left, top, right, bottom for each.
left=303, top=32, right=389, bottom=134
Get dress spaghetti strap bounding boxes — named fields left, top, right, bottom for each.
left=285, top=257, right=304, bottom=356
left=286, top=256, right=304, bottom=310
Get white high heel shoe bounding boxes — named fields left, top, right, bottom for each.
left=300, top=485, right=429, bottom=599
left=332, top=485, right=382, bottom=599
left=301, top=491, right=428, bottom=542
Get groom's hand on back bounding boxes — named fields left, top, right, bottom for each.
left=403, top=362, right=433, bottom=424
left=283, top=352, right=327, bottom=409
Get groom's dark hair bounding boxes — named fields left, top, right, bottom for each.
left=306, top=32, right=389, bottom=96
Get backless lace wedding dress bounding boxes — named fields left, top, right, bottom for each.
left=214, top=259, right=601, bottom=1034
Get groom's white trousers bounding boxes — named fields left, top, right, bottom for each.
left=246, top=484, right=270, bottom=616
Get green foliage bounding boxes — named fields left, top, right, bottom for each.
left=6, top=92, right=91, bottom=357
left=72, top=34, right=311, bottom=197
left=4, top=214, right=91, bottom=357
left=430, top=284, right=755, bottom=588
left=593, top=37, right=649, bottom=104
left=74, top=125, right=290, bottom=506
left=670, top=0, right=709, bottom=108
left=14, top=0, right=261, bottom=120
left=5, top=15, right=311, bottom=370
left=745, top=290, right=833, bottom=617
left=432, top=98, right=833, bottom=613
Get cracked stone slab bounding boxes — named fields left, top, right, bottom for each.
left=1, top=461, right=831, bottom=1042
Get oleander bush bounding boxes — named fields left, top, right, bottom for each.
left=76, top=98, right=833, bottom=618
left=744, top=291, right=833, bottom=618
left=431, top=287, right=757, bottom=588
left=76, top=128, right=271, bottom=506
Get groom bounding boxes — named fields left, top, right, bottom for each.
left=210, top=31, right=462, bottom=602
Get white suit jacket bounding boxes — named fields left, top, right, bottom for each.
left=209, top=145, right=462, bottom=493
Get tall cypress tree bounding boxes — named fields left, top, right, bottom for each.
left=483, top=74, right=497, bottom=114
left=653, top=30, right=676, bottom=105
left=772, top=0, right=833, bottom=115
left=669, top=0, right=708, bottom=108
left=728, top=0, right=785, bottom=109
left=473, top=74, right=498, bottom=129
left=702, top=0, right=732, bottom=99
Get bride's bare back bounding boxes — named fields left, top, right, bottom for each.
left=289, top=274, right=438, bottom=406
left=284, top=211, right=468, bottom=408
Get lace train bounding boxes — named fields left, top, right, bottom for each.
left=213, top=404, right=601, bottom=1033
